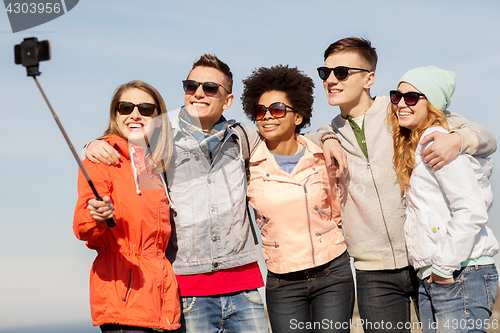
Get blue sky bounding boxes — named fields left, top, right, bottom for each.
left=1, top=0, right=500, bottom=330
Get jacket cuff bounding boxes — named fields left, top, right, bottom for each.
left=320, top=132, right=339, bottom=148
left=453, top=127, right=478, bottom=155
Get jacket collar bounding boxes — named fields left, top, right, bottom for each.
left=105, top=135, right=130, bottom=159
left=250, top=134, right=322, bottom=163
left=104, top=135, right=151, bottom=173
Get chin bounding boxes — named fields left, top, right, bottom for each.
left=327, top=96, right=343, bottom=107
left=128, top=131, right=150, bottom=144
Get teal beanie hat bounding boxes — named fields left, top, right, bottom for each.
left=398, top=66, right=456, bottom=111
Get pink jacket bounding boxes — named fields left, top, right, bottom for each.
left=247, top=135, right=346, bottom=274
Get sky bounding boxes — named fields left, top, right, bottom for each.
left=1, top=0, right=500, bottom=331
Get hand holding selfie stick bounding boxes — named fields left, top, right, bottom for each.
left=15, top=37, right=116, bottom=228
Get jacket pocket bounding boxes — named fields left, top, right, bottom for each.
left=261, top=241, right=279, bottom=264
left=258, top=215, right=269, bottom=229
left=484, top=269, right=498, bottom=310
left=221, top=146, right=245, bottom=196
left=316, top=225, right=338, bottom=243
left=314, top=205, right=331, bottom=219
left=168, top=151, right=192, bottom=194
left=180, top=296, right=197, bottom=314
left=122, top=269, right=133, bottom=306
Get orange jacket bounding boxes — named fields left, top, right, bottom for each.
left=73, top=135, right=180, bottom=331
left=247, top=135, right=346, bottom=274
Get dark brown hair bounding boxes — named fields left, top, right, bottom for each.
left=190, top=54, right=233, bottom=93
left=324, top=37, right=378, bottom=72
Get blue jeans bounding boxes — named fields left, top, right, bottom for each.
left=355, top=266, right=420, bottom=333
left=419, top=264, right=498, bottom=333
left=265, top=251, right=354, bottom=333
left=173, top=289, right=269, bottom=333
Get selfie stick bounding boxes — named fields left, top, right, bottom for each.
left=15, top=37, right=115, bottom=227
left=32, top=77, right=116, bottom=228
left=33, top=78, right=117, bottom=228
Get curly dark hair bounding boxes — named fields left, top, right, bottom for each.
left=241, top=65, right=314, bottom=133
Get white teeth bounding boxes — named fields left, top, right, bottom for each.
left=399, top=112, right=412, bottom=116
left=128, top=123, right=142, bottom=128
left=193, top=102, right=207, bottom=107
left=263, top=124, right=278, bottom=128
left=329, top=89, right=341, bottom=93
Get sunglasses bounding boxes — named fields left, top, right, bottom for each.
left=182, top=80, right=230, bottom=97
left=390, top=90, right=426, bottom=106
left=317, top=66, right=371, bottom=81
left=252, top=102, right=295, bottom=121
left=116, top=101, right=157, bottom=117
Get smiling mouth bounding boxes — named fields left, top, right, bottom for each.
left=262, top=124, right=279, bottom=131
left=192, top=102, right=209, bottom=108
left=328, top=89, right=342, bottom=94
left=127, top=123, right=144, bottom=130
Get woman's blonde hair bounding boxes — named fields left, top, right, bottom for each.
left=101, top=80, right=173, bottom=173
left=388, top=100, right=449, bottom=195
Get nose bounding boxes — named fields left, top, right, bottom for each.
left=260, top=109, right=274, bottom=120
left=397, top=97, right=406, bottom=109
left=130, top=106, right=142, bottom=118
left=325, top=70, right=338, bottom=85
left=194, top=83, right=205, bottom=98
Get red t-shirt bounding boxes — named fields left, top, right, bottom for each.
left=176, top=262, right=264, bottom=297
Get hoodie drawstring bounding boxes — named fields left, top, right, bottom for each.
left=130, top=147, right=142, bottom=195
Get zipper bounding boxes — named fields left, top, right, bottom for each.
left=258, top=216, right=269, bottom=229
left=303, top=183, right=315, bottom=266
left=316, top=226, right=337, bottom=242
left=314, top=206, right=331, bottom=217
left=367, top=157, right=397, bottom=267
left=407, top=217, right=413, bottom=261
left=406, top=200, right=414, bottom=262
left=122, top=269, right=133, bottom=305
left=351, top=121, right=397, bottom=266
left=314, top=206, right=333, bottom=242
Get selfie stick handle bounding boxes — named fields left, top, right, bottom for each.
left=33, top=77, right=116, bottom=228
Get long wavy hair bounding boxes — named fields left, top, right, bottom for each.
left=101, top=80, right=173, bottom=173
left=388, top=100, right=450, bottom=195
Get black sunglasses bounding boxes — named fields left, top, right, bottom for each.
left=182, top=80, right=230, bottom=97
left=116, top=101, right=157, bottom=117
left=252, top=102, right=295, bottom=121
left=390, top=90, right=426, bottom=106
left=317, top=66, right=371, bottom=81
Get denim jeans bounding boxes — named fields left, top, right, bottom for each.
left=100, top=324, right=157, bottom=332
left=355, top=266, right=420, bottom=333
left=173, top=289, right=269, bottom=333
left=419, top=264, right=498, bottom=333
left=265, top=251, right=354, bottom=333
